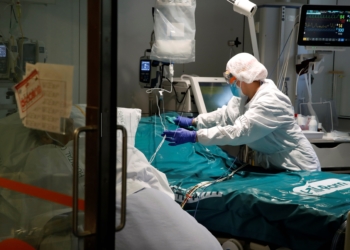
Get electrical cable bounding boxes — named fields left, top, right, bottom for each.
left=164, top=76, right=191, bottom=104
left=148, top=93, right=167, bottom=164
left=270, top=21, right=299, bottom=81
left=192, top=158, right=241, bottom=218
left=277, top=27, right=293, bottom=89
left=182, top=161, right=249, bottom=210
left=145, top=65, right=174, bottom=95
left=45, top=131, right=65, bottom=147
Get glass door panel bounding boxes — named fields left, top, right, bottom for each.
left=0, top=0, right=94, bottom=249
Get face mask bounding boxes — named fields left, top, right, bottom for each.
left=230, top=82, right=240, bottom=97
left=230, top=81, right=246, bottom=98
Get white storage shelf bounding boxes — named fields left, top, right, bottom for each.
left=312, top=143, right=350, bottom=169
left=302, top=131, right=324, bottom=139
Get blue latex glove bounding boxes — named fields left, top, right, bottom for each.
left=174, top=116, right=193, bottom=128
left=161, top=128, right=197, bottom=146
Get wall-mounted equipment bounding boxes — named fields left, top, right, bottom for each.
left=297, top=4, right=350, bottom=51
left=139, top=49, right=162, bottom=88
left=17, top=37, right=47, bottom=75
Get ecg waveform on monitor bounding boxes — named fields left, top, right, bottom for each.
left=306, top=14, right=341, bottom=19
left=305, top=22, right=337, bottom=29
left=304, top=13, right=348, bottom=32
left=304, top=22, right=338, bottom=32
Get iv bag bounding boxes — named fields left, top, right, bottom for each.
left=150, top=0, right=196, bottom=64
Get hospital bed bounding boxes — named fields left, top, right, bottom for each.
left=135, top=112, right=350, bottom=250
left=0, top=106, right=223, bottom=250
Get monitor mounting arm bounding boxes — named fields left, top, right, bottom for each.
left=226, top=0, right=259, bottom=61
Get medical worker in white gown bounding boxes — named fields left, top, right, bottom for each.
left=162, top=53, right=320, bottom=172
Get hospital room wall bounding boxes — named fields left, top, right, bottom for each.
left=117, top=0, right=308, bottom=114
left=244, top=0, right=350, bottom=131
left=0, top=0, right=87, bottom=105
left=117, top=0, right=246, bottom=113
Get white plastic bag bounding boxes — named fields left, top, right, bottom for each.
left=151, top=0, right=196, bottom=64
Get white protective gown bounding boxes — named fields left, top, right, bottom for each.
left=196, top=79, right=321, bottom=171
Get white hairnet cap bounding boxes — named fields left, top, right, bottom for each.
left=226, top=53, right=268, bottom=83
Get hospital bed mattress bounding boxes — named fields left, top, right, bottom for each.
left=135, top=113, right=350, bottom=250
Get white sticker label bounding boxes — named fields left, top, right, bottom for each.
left=293, top=178, right=350, bottom=195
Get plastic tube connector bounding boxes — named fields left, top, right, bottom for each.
left=169, top=64, right=174, bottom=82
left=158, top=90, right=164, bottom=100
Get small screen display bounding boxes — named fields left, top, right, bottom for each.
left=141, top=61, right=151, bottom=71
left=199, top=82, right=232, bottom=112
left=0, top=45, right=6, bottom=58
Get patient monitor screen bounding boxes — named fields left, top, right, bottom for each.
left=199, top=82, right=232, bottom=112
left=298, top=5, right=350, bottom=47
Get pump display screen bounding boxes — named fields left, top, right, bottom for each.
left=0, top=45, right=6, bottom=58
left=141, top=61, right=151, bottom=71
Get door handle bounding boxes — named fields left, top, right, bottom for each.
left=116, top=125, right=127, bottom=232
left=72, top=125, right=127, bottom=236
left=72, top=126, right=97, bottom=237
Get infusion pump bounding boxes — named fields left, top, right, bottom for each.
left=139, top=49, right=161, bottom=88
left=17, top=37, right=47, bottom=75
left=0, top=37, right=47, bottom=80
left=0, top=37, right=18, bottom=80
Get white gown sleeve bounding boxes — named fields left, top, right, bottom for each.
left=197, top=92, right=289, bottom=146
left=196, top=97, right=242, bottom=129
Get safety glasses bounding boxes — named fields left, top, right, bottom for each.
left=223, top=71, right=236, bottom=84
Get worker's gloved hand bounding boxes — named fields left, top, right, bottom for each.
left=174, top=116, right=193, bottom=128
left=161, top=128, right=197, bottom=146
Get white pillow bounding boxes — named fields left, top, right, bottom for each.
left=70, top=104, right=87, bottom=129
left=117, top=107, right=141, bottom=147
left=70, top=105, right=141, bottom=146
left=56, top=105, right=141, bottom=146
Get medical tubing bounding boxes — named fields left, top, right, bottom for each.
left=306, top=67, right=312, bottom=100
left=165, top=77, right=191, bottom=104
left=278, top=32, right=293, bottom=90
left=182, top=161, right=248, bottom=209
left=160, top=63, right=165, bottom=88
left=183, top=162, right=247, bottom=209
left=295, top=66, right=308, bottom=96
left=271, top=22, right=299, bottom=79
left=148, top=95, right=167, bottom=164
left=145, top=65, right=174, bottom=95
left=330, top=219, right=347, bottom=250
left=149, top=135, right=166, bottom=164
left=156, top=94, right=166, bottom=130
left=281, top=30, right=294, bottom=91
left=192, top=158, right=239, bottom=217
left=45, top=131, right=65, bottom=147
left=148, top=74, right=191, bottom=164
